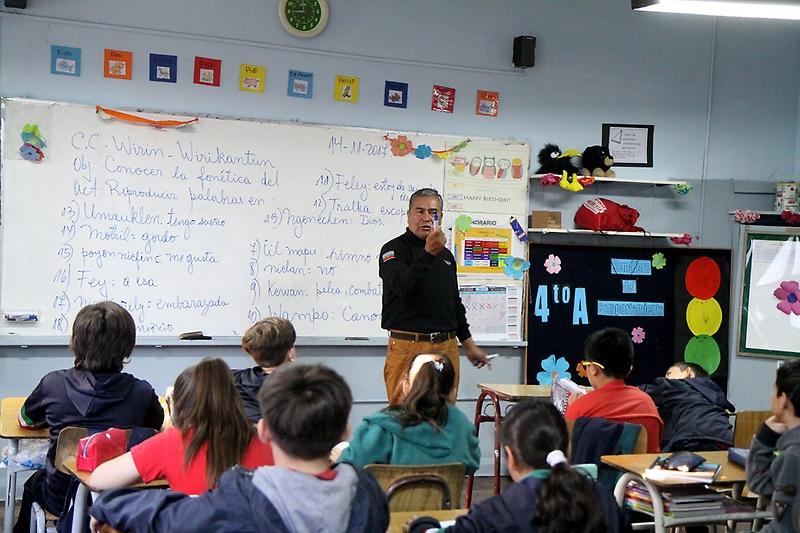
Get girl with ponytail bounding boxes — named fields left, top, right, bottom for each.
left=410, top=399, right=626, bottom=533
left=338, top=353, right=480, bottom=473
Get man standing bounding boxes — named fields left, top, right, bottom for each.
left=379, top=188, right=489, bottom=405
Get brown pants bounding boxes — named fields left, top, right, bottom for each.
left=383, top=336, right=460, bottom=405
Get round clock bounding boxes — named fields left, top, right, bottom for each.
left=279, top=0, right=329, bottom=38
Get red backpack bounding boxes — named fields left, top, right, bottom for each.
left=574, top=198, right=644, bottom=232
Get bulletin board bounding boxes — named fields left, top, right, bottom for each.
left=527, top=244, right=731, bottom=390
left=737, top=226, right=800, bottom=359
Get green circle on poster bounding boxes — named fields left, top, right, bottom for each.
left=684, top=335, right=721, bottom=374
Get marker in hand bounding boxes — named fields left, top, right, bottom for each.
left=433, top=211, right=439, bottom=229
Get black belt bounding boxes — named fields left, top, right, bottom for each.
left=389, top=330, right=456, bottom=343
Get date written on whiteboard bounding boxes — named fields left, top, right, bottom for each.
left=532, top=284, right=589, bottom=326
left=328, top=136, right=388, bottom=158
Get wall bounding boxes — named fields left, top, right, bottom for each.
left=1, top=0, right=799, bottom=495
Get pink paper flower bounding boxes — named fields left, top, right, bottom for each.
left=774, top=280, right=800, bottom=315
left=631, top=327, right=646, bottom=344
left=544, top=254, right=561, bottom=274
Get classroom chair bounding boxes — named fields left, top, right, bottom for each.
left=364, top=463, right=465, bottom=512
left=567, top=418, right=647, bottom=491
left=732, top=410, right=771, bottom=448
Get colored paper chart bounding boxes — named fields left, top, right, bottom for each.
left=449, top=212, right=526, bottom=276
left=683, top=257, right=723, bottom=373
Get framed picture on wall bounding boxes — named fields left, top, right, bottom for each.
left=602, top=123, right=654, bottom=167
left=737, top=225, right=800, bottom=359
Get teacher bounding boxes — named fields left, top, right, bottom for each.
left=379, top=188, right=490, bottom=405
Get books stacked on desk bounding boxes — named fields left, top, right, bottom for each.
left=625, top=481, right=725, bottom=518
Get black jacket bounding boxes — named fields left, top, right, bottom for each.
left=379, top=229, right=470, bottom=340
left=410, top=473, right=628, bottom=533
left=90, top=464, right=389, bottom=533
left=640, top=377, right=734, bottom=452
left=231, top=366, right=268, bottom=423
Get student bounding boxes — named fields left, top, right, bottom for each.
left=409, top=399, right=627, bottom=532
left=89, top=357, right=273, bottom=495
left=746, top=359, right=800, bottom=533
left=88, top=364, right=389, bottom=533
left=232, top=317, right=297, bottom=423
left=640, top=361, right=735, bottom=451
left=14, top=301, right=164, bottom=533
left=565, top=327, right=663, bottom=453
left=338, top=353, right=480, bottom=472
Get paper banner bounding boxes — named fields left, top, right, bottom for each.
left=104, top=49, right=132, bottom=80
left=384, top=81, right=408, bottom=109
left=334, top=75, right=359, bottom=103
left=51, top=45, right=81, bottom=77
left=239, top=64, right=266, bottom=93
left=194, top=56, right=221, bottom=86
left=149, top=54, right=177, bottom=83
left=288, top=70, right=313, bottom=98
left=431, top=85, right=456, bottom=113
left=96, top=106, right=198, bottom=129
left=475, top=90, right=499, bottom=117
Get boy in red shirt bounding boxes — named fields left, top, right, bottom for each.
left=565, top=327, right=663, bottom=453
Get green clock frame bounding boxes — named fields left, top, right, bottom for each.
left=279, top=0, right=329, bottom=38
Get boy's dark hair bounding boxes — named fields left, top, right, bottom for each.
left=776, top=359, right=800, bottom=415
left=583, top=327, right=634, bottom=380
left=672, top=361, right=708, bottom=378
left=71, top=301, right=135, bottom=373
left=501, top=399, right=606, bottom=533
left=258, top=364, right=351, bottom=460
left=386, top=353, right=454, bottom=428
left=241, top=317, right=296, bottom=368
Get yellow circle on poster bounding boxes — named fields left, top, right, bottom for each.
left=686, top=297, right=722, bottom=336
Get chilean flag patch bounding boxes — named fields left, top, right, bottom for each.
left=382, top=251, right=396, bottom=262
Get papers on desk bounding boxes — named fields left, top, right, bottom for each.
left=643, top=462, right=721, bottom=484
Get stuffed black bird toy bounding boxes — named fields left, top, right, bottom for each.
left=535, top=143, right=581, bottom=175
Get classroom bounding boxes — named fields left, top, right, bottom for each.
left=0, top=0, right=799, bottom=530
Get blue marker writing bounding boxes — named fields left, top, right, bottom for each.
left=510, top=216, right=528, bottom=243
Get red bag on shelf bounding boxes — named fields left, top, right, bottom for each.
left=574, top=197, right=644, bottom=232
left=76, top=428, right=127, bottom=472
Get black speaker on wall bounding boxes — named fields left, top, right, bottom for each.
left=513, top=35, right=536, bottom=69
left=4, top=0, right=27, bottom=7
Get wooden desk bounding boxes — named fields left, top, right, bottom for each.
left=1, top=397, right=49, bottom=533
left=601, top=451, right=771, bottom=532
left=64, top=458, right=168, bottom=533
left=465, top=384, right=551, bottom=507
left=387, top=508, right=467, bottom=533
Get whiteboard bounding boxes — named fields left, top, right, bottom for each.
left=0, top=98, right=529, bottom=340
left=737, top=226, right=800, bottom=358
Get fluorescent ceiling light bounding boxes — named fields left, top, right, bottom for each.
left=632, top=0, right=800, bottom=19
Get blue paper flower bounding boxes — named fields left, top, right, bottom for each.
left=503, top=256, right=530, bottom=280
left=536, top=354, right=571, bottom=385
left=415, top=144, right=432, bottom=159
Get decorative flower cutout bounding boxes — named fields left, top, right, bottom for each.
left=21, top=124, right=46, bottom=148
left=669, top=233, right=693, bottom=245
left=652, top=252, right=666, bottom=270
left=390, top=135, right=414, bottom=157
left=544, top=254, right=562, bottom=274
left=504, top=257, right=530, bottom=280
left=536, top=355, right=571, bottom=385
left=774, top=280, right=800, bottom=315
left=734, top=210, right=760, bottom=224
left=19, top=143, right=44, bottom=162
left=631, top=327, right=646, bottom=344
left=455, top=214, right=472, bottom=232
left=673, top=183, right=693, bottom=196
left=415, top=144, right=432, bottom=160
left=575, top=361, right=588, bottom=378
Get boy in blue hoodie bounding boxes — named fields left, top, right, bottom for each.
left=14, top=302, right=163, bottom=533
left=89, top=364, right=389, bottom=533
left=639, top=362, right=735, bottom=452
left=232, top=317, right=296, bottom=423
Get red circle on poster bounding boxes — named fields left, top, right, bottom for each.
left=685, top=257, right=721, bottom=300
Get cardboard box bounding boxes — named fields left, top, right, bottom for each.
left=531, top=210, right=562, bottom=229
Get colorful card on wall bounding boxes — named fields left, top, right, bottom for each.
left=149, top=54, right=177, bottom=83
left=333, top=75, right=359, bottom=103
left=432, top=85, right=456, bottom=113
left=51, top=46, right=81, bottom=77
left=384, top=81, right=408, bottom=109
left=448, top=212, right=527, bottom=276
left=288, top=70, right=313, bottom=98
left=194, top=56, right=221, bottom=87
left=475, top=90, right=499, bottom=117
left=103, top=49, right=132, bottom=80
left=239, top=64, right=265, bottom=93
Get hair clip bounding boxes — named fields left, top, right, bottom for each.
left=432, top=359, right=445, bottom=372
left=546, top=449, right=567, bottom=467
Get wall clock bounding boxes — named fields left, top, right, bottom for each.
left=279, top=0, right=329, bottom=38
